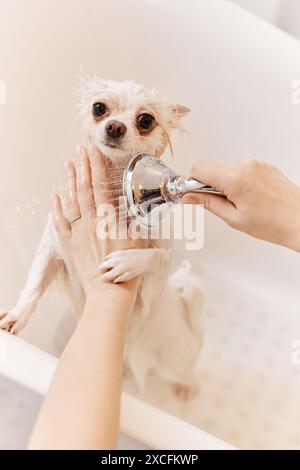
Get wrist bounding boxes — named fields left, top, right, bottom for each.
left=283, top=206, right=300, bottom=253
left=86, top=276, right=140, bottom=297
left=83, top=276, right=140, bottom=321
left=291, top=217, right=300, bottom=253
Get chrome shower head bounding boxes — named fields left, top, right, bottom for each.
left=123, top=154, right=225, bottom=227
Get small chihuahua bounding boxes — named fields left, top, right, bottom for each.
left=0, top=79, right=203, bottom=398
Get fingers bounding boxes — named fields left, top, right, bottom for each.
left=186, top=160, right=240, bottom=224
left=101, top=265, right=125, bottom=282
left=76, top=146, right=96, bottom=216
left=182, top=192, right=238, bottom=226
left=0, top=311, right=17, bottom=332
left=64, top=160, right=80, bottom=222
left=87, top=143, right=112, bottom=207
left=113, top=272, right=135, bottom=283
left=10, top=316, right=28, bottom=335
left=190, top=160, right=234, bottom=193
left=52, top=193, right=71, bottom=237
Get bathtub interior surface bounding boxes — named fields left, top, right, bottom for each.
left=124, top=273, right=300, bottom=450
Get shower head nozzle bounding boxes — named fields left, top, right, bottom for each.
left=123, top=153, right=225, bottom=227
left=123, top=154, right=177, bottom=226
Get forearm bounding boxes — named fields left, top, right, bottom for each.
left=28, top=279, right=139, bottom=450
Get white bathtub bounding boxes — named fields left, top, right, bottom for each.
left=0, top=0, right=300, bottom=449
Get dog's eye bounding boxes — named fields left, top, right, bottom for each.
left=92, top=102, right=107, bottom=119
left=137, top=113, right=156, bottom=132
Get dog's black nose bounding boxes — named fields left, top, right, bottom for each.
left=105, top=120, right=127, bottom=139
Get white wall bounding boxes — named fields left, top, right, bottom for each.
left=232, top=0, right=300, bottom=39
left=277, top=0, right=300, bottom=39
left=232, top=0, right=281, bottom=24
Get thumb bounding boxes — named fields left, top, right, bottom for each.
left=189, top=160, right=233, bottom=192
left=182, top=192, right=236, bottom=224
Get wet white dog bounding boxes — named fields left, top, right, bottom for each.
left=0, top=79, right=203, bottom=398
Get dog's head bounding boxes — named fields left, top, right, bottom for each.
left=79, top=78, right=190, bottom=162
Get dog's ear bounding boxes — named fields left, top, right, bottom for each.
left=168, top=104, right=191, bottom=128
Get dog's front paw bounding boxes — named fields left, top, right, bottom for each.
left=0, top=310, right=16, bottom=333
left=99, top=249, right=144, bottom=283
left=99, top=248, right=166, bottom=283
left=0, top=308, right=29, bottom=335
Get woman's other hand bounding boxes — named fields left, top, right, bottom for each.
left=182, top=159, right=300, bottom=252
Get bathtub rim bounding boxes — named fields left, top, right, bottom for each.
left=0, top=330, right=235, bottom=450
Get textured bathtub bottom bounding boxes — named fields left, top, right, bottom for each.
left=124, top=275, right=300, bottom=450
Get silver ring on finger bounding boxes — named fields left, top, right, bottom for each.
left=70, top=215, right=81, bottom=223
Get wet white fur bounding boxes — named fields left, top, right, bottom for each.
left=0, top=79, right=203, bottom=394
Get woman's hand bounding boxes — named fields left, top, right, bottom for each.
left=52, top=145, right=148, bottom=293
left=182, top=159, right=300, bottom=252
